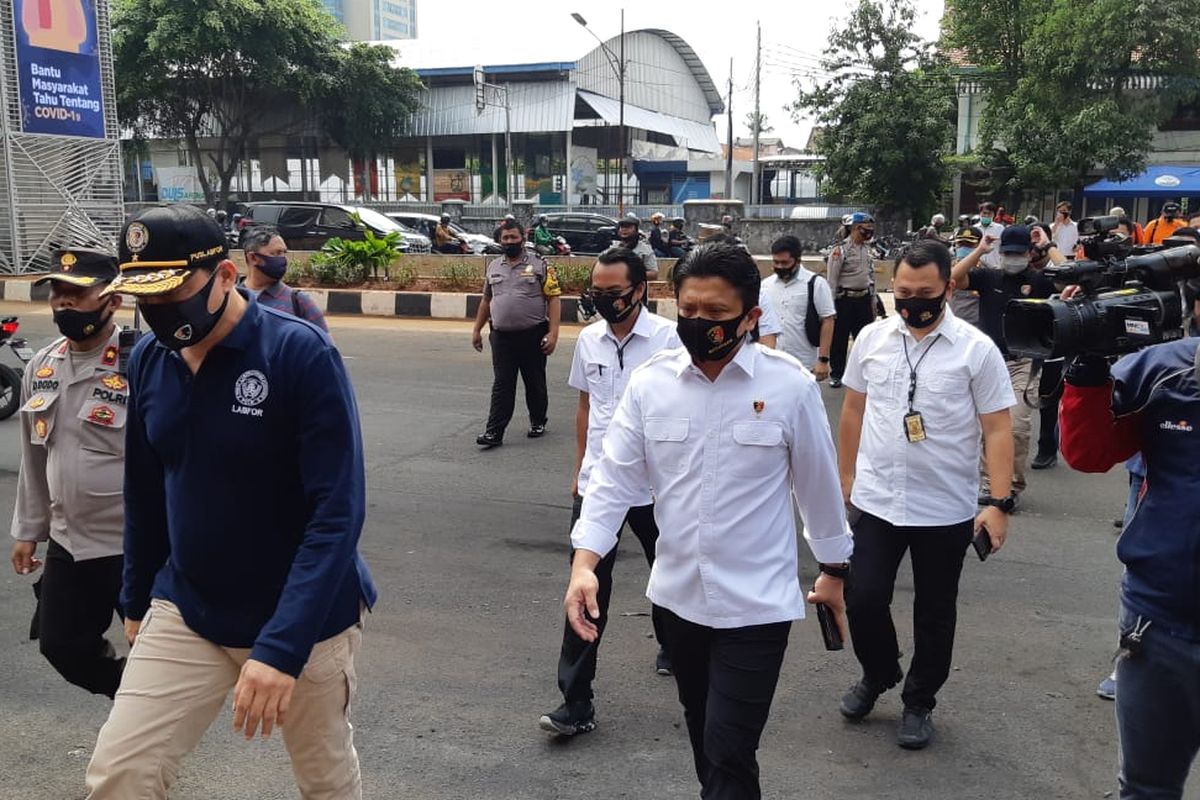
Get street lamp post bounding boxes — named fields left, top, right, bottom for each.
left=572, top=11, right=626, bottom=215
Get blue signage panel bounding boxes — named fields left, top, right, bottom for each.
left=12, top=0, right=105, bottom=138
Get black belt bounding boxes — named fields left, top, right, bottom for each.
left=839, top=289, right=871, bottom=298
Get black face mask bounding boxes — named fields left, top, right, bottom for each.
left=619, top=231, right=638, bottom=245
left=677, top=314, right=745, bottom=362
left=774, top=267, right=796, bottom=282
left=139, top=270, right=230, bottom=352
left=895, top=291, right=946, bottom=329
left=592, top=287, right=640, bottom=325
left=53, top=304, right=113, bottom=342
left=503, top=243, right=524, bottom=258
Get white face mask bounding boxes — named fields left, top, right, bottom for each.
left=1001, top=254, right=1028, bottom=275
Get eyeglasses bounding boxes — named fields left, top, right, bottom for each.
left=585, top=285, right=634, bottom=299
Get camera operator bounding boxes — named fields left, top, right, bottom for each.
left=1058, top=282, right=1200, bottom=799
left=952, top=225, right=1059, bottom=507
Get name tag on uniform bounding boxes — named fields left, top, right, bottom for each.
left=903, top=411, right=927, bottom=443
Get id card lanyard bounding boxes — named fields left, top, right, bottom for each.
left=901, top=333, right=942, bottom=443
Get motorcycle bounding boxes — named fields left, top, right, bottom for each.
left=529, top=234, right=571, bottom=257
left=0, top=317, right=32, bottom=421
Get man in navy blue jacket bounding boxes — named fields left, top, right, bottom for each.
left=85, top=205, right=376, bottom=800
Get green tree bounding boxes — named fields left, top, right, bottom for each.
left=944, top=0, right=1200, bottom=196
left=744, top=111, right=774, bottom=137
left=320, top=44, right=425, bottom=202
left=790, top=0, right=955, bottom=218
left=112, top=0, right=342, bottom=207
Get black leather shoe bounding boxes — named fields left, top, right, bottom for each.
left=538, top=700, right=596, bottom=736
left=898, top=707, right=934, bottom=749
left=840, top=680, right=883, bottom=720
left=829, top=378, right=843, bottom=388
left=1031, top=449, right=1058, bottom=470
left=655, top=648, right=673, bottom=676
left=527, top=424, right=547, bottom=438
left=475, top=432, right=503, bottom=449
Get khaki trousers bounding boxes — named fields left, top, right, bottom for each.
left=85, top=599, right=363, bottom=799
left=980, top=357, right=1033, bottom=496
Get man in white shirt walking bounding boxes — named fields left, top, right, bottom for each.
left=761, top=235, right=835, bottom=379
left=837, top=240, right=1016, bottom=750
left=976, top=201, right=1006, bottom=269
left=1050, top=200, right=1079, bottom=254
left=564, top=242, right=852, bottom=798
left=539, top=247, right=680, bottom=737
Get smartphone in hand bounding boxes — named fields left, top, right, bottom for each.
left=972, top=524, right=993, bottom=562
left=815, top=603, right=844, bottom=651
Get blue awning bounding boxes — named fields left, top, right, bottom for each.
left=1084, top=165, right=1200, bottom=197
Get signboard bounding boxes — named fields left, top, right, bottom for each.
left=12, top=0, right=106, bottom=138
left=155, top=166, right=206, bottom=204
left=394, top=161, right=422, bottom=199
left=433, top=169, right=470, bottom=201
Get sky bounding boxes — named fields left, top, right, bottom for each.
left=391, top=0, right=947, bottom=148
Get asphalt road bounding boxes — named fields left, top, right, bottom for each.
left=0, top=302, right=1148, bottom=799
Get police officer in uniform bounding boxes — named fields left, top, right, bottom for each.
left=472, top=218, right=562, bottom=448
left=827, top=212, right=878, bottom=387
left=9, top=248, right=128, bottom=698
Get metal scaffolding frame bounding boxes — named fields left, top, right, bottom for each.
left=0, top=0, right=123, bottom=274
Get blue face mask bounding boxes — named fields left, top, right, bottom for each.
left=955, top=246, right=973, bottom=261
left=255, top=254, right=288, bottom=280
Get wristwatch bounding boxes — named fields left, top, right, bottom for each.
left=818, top=356, right=831, bottom=364
left=980, top=495, right=1016, bottom=514
left=819, top=562, right=851, bottom=580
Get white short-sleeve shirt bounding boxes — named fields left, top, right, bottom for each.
left=757, top=290, right=782, bottom=338
left=842, top=307, right=1015, bottom=526
left=761, top=269, right=836, bottom=368
left=569, top=309, right=680, bottom=501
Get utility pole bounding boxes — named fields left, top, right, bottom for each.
left=725, top=58, right=733, bottom=201
left=751, top=21, right=761, bottom=207
left=618, top=9, right=625, bottom=215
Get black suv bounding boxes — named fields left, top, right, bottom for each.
left=537, top=213, right=619, bottom=254
left=237, top=202, right=431, bottom=253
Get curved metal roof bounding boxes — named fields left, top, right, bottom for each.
left=639, top=29, right=725, bottom=116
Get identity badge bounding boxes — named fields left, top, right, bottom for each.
left=903, top=411, right=927, bottom=443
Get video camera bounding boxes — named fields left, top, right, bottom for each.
left=1003, top=216, right=1200, bottom=359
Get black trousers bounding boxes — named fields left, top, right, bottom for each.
left=845, top=512, right=973, bottom=711
left=659, top=607, right=791, bottom=800
left=830, top=295, right=875, bottom=380
left=1037, top=358, right=1064, bottom=454
left=557, top=495, right=663, bottom=702
left=36, top=539, right=124, bottom=698
left=485, top=321, right=549, bottom=436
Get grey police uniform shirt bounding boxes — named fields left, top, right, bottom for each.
left=826, top=238, right=874, bottom=293
left=9, top=328, right=128, bottom=561
left=483, top=251, right=561, bottom=332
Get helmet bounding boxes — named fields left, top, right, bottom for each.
left=849, top=211, right=875, bottom=226
left=215, top=210, right=228, bottom=223
left=721, top=214, right=734, bottom=225
left=206, top=208, right=216, bottom=218
left=1022, top=214, right=1039, bottom=225
left=841, top=214, right=854, bottom=226
left=650, top=212, right=665, bottom=223
left=618, top=214, right=639, bottom=228
left=672, top=217, right=685, bottom=227
left=504, top=213, right=516, bottom=221
left=440, top=214, right=450, bottom=223
left=931, top=213, right=946, bottom=227
left=537, top=214, right=548, bottom=224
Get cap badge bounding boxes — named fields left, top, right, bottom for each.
left=60, top=252, right=76, bottom=271
left=126, top=222, right=150, bottom=254
left=34, top=366, right=54, bottom=379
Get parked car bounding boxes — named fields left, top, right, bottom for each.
left=536, top=212, right=619, bottom=254
left=237, top=202, right=432, bottom=253
left=386, top=212, right=500, bottom=255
